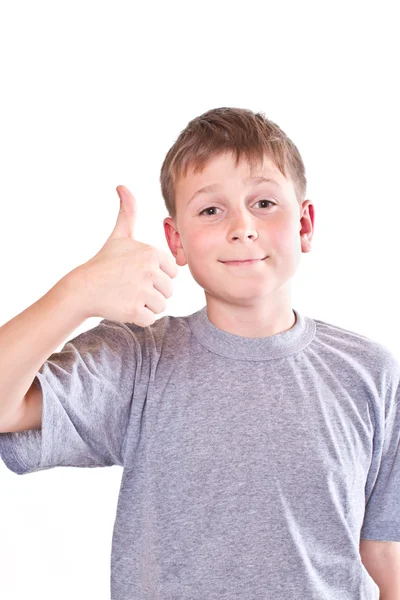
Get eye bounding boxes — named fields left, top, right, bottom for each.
left=255, top=199, right=276, bottom=209
left=199, top=199, right=276, bottom=217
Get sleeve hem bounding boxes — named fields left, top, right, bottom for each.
left=360, top=524, right=400, bottom=542
left=0, top=435, right=31, bottom=474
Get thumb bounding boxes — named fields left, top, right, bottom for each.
left=108, top=185, right=137, bottom=240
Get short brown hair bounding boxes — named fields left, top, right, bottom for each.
left=160, top=106, right=307, bottom=220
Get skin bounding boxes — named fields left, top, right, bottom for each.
left=163, top=151, right=315, bottom=338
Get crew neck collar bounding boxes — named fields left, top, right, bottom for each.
left=188, top=305, right=316, bottom=361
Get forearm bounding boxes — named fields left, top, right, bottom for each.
left=0, top=268, right=88, bottom=423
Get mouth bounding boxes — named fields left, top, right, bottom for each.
left=221, top=256, right=268, bottom=265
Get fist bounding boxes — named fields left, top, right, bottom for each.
left=75, top=185, right=179, bottom=326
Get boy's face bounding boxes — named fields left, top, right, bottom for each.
left=163, top=151, right=314, bottom=311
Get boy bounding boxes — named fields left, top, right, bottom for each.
left=0, top=107, right=399, bottom=599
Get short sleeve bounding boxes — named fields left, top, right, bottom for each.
left=360, top=376, right=400, bottom=542
left=0, top=319, right=139, bottom=474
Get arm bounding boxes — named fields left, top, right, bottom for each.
left=0, top=268, right=88, bottom=432
left=360, top=539, right=400, bottom=600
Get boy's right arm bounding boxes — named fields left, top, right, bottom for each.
left=0, top=185, right=178, bottom=434
left=0, top=269, right=88, bottom=433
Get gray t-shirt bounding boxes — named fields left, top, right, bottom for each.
left=1, top=306, right=399, bottom=600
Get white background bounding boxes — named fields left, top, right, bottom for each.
left=0, top=1, right=399, bottom=598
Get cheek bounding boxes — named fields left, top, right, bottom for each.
left=273, top=219, right=299, bottom=245
left=267, top=227, right=292, bottom=251
left=190, top=228, right=219, bottom=252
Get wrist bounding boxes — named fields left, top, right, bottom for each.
left=56, top=266, right=93, bottom=321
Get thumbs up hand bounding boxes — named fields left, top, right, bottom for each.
left=74, top=185, right=179, bottom=326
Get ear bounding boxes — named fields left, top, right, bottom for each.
left=163, top=217, right=188, bottom=267
left=300, top=200, right=314, bottom=253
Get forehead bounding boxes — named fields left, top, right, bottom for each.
left=175, top=152, right=290, bottom=205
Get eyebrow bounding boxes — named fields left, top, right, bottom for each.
left=188, top=176, right=281, bottom=205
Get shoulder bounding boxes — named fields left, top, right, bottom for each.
left=101, top=312, right=191, bottom=351
left=311, top=314, right=400, bottom=385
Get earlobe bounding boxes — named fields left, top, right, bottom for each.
left=175, top=250, right=188, bottom=267
left=301, top=232, right=313, bottom=253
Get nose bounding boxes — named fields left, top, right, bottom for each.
left=229, top=211, right=259, bottom=242
left=232, top=231, right=258, bottom=241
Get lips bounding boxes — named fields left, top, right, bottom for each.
left=222, top=256, right=267, bottom=263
